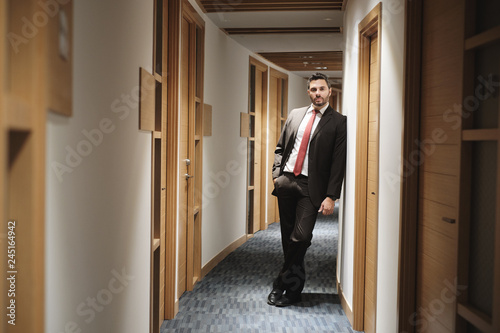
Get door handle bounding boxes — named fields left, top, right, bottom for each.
left=184, top=159, right=191, bottom=166
left=442, top=217, right=455, bottom=224
left=185, top=173, right=194, bottom=179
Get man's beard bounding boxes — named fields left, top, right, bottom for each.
left=312, top=97, right=327, bottom=108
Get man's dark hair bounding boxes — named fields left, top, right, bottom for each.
left=307, top=72, right=331, bottom=90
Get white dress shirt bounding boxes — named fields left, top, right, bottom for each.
left=284, top=103, right=329, bottom=176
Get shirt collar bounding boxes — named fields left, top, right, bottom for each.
left=308, top=103, right=329, bottom=115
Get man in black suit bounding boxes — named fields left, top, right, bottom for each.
left=268, top=72, right=347, bottom=307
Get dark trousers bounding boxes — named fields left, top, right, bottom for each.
left=273, top=172, right=319, bottom=295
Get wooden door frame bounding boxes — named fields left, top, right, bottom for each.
left=397, top=1, right=422, bottom=332
left=268, top=68, right=288, bottom=225
left=258, top=64, right=268, bottom=232
left=352, top=3, right=382, bottom=331
left=149, top=0, right=168, bottom=330
left=165, top=0, right=181, bottom=320
left=248, top=56, right=268, bottom=233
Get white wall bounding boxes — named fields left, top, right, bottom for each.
left=288, top=76, right=310, bottom=110
left=190, top=0, right=309, bottom=268
left=340, top=0, right=405, bottom=332
left=201, top=12, right=252, bottom=266
left=45, top=1, right=153, bottom=332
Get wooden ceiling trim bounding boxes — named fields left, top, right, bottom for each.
left=342, top=0, right=349, bottom=11
left=258, top=51, right=343, bottom=72
left=199, top=0, right=344, bottom=12
left=259, top=51, right=342, bottom=60
left=225, top=27, right=342, bottom=34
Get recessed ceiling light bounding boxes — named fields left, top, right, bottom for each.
left=324, top=18, right=333, bottom=21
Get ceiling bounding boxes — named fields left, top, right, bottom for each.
left=194, top=0, right=346, bottom=85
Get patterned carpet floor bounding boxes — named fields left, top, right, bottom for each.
left=161, top=211, right=355, bottom=333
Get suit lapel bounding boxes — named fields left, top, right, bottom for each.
left=311, top=106, right=333, bottom=141
left=281, top=107, right=308, bottom=162
left=290, top=107, right=308, bottom=140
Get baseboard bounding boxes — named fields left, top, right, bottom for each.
left=201, top=234, right=247, bottom=278
left=337, top=278, right=354, bottom=326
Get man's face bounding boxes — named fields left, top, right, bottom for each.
left=307, top=79, right=331, bottom=109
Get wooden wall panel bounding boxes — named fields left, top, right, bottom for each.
left=203, top=104, right=212, bottom=136
left=139, top=68, right=156, bottom=131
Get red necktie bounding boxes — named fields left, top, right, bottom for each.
left=293, top=110, right=319, bottom=176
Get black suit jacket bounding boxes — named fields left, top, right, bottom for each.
left=272, top=105, right=347, bottom=207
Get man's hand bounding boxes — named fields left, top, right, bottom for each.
left=318, top=197, right=335, bottom=215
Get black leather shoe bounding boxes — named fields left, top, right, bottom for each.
left=267, top=288, right=284, bottom=305
left=274, top=293, right=301, bottom=307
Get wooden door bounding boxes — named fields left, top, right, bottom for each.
left=178, top=16, right=190, bottom=297
left=353, top=4, right=381, bottom=332
left=415, top=0, right=463, bottom=331
left=268, top=68, right=288, bottom=225
left=400, top=1, right=500, bottom=332
left=364, top=31, right=380, bottom=333
left=247, top=57, right=268, bottom=234
left=178, top=1, right=204, bottom=297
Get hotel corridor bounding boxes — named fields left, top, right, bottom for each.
left=161, top=208, right=354, bottom=332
